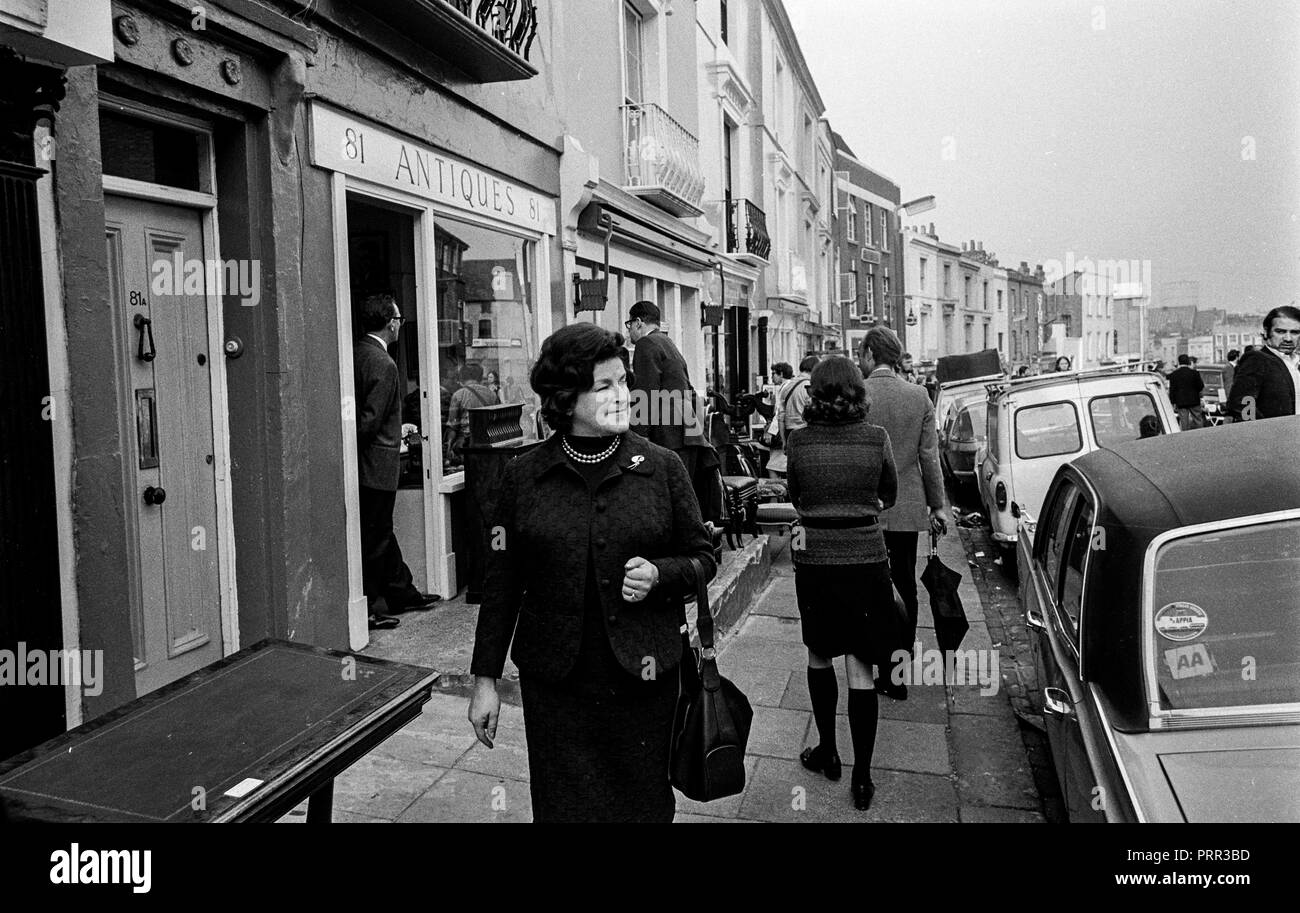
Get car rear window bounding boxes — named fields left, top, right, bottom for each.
left=1197, top=369, right=1224, bottom=391
left=1150, top=518, right=1300, bottom=711
left=1015, top=402, right=1082, bottom=459
left=967, top=403, right=987, bottom=441
left=1089, top=392, right=1159, bottom=449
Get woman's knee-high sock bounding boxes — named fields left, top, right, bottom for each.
left=807, top=666, right=838, bottom=753
left=847, top=688, right=879, bottom=784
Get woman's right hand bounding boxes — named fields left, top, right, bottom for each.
left=468, top=676, right=501, bottom=749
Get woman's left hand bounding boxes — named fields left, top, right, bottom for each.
left=622, top=557, right=660, bottom=602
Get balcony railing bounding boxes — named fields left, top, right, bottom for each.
left=360, top=0, right=540, bottom=82
left=622, top=102, right=705, bottom=217
left=724, top=197, right=772, bottom=263
left=442, top=0, right=538, bottom=59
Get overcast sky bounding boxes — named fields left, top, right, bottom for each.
left=785, top=0, right=1300, bottom=313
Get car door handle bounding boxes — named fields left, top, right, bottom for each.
left=1043, top=686, right=1074, bottom=717
left=1026, top=607, right=1046, bottom=631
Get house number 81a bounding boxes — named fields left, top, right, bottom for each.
left=344, top=128, right=366, bottom=163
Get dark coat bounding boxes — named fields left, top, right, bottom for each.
left=470, top=432, right=717, bottom=683
left=1228, top=348, right=1297, bottom=421
left=1167, top=365, right=1204, bottom=408
left=630, top=329, right=693, bottom=451
left=354, top=336, right=401, bottom=491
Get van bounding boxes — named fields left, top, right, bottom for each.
left=976, top=367, right=1179, bottom=572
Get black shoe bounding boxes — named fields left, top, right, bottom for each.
left=390, top=593, right=442, bottom=614
left=799, top=745, right=842, bottom=781
left=851, top=779, right=875, bottom=811
left=367, top=613, right=401, bottom=630
left=874, top=677, right=908, bottom=701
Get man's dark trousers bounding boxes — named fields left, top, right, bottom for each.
left=359, top=485, right=420, bottom=613
left=885, top=530, right=920, bottom=649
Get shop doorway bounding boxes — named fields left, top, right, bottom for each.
left=105, top=195, right=224, bottom=695
left=345, top=197, right=434, bottom=599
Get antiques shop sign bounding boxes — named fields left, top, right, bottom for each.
left=309, top=103, right=556, bottom=235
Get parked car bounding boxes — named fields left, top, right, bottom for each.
left=938, top=393, right=988, bottom=486
left=1196, top=362, right=1232, bottom=425
left=1016, top=416, right=1300, bottom=821
left=977, top=367, right=1179, bottom=571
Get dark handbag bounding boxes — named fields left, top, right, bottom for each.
left=670, top=557, right=753, bottom=802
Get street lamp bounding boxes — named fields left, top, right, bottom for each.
left=896, top=195, right=936, bottom=218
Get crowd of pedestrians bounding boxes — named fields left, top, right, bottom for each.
left=448, top=307, right=958, bottom=821
left=444, top=302, right=1296, bottom=823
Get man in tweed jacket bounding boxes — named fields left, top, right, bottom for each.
left=858, top=328, right=951, bottom=695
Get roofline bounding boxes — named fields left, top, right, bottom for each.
left=832, top=146, right=900, bottom=191
left=763, top=0, right=826, bottom=114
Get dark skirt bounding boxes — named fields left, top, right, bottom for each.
left=794, top=560, right=895, bottom=664
left=519, top=600, right=678, bottom=823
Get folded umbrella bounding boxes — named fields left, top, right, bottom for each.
left=921, top=531, right=970, bottom=652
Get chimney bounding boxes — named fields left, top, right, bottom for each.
left=978, top=241, right=984, bottom=252
left=961, top=242, right=967, bottom=251
left=929, top=222, right=935, bottom=236
left=1021, top=261, right=1029, bottom=272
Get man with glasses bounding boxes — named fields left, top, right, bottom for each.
left=625, top=300, right=695, bottom=455
left=354, top=293, right=441, bottom=630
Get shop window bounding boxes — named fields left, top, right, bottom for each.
left=436, top=217, right=540, bottom=476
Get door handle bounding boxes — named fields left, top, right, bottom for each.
left=1026, top=606, right=1046, bottom=631
left=1043, top=686, right=1073, bottom=717
left=143, top=486, right=167, bottom=506
left=134, top=314, right=156, bottom=362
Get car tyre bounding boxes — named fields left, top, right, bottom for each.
left=999, top=543, right=1018, bottom=583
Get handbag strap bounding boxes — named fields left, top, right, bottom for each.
left=686, top=556, right=714, bottom=653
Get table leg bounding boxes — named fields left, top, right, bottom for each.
left=307, top=780, right=335, bottom=823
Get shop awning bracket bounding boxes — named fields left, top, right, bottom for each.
left=574, top=213, right=614, bottom=314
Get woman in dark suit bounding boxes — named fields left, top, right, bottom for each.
left=467, top=322, right=716, bottom=822
left=785, top=357, right=898, bottom=810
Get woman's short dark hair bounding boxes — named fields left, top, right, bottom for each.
left=771, top=362, right=793, bottom=380
left=803, top=357, right=868, bottom=425
left=531, top=323, right=626, bottom=433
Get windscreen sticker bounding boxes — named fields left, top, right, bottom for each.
left=1155, top=602, right=1208, bottom=642
left=1163, top=644, right=1216, bottom=679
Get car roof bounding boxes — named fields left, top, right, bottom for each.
left=987, top=370, right=1164, bottom=405
left=1072, top=416, right=1300, bottom=534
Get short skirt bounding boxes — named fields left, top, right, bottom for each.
left=793, top=560, right=896, bottom=665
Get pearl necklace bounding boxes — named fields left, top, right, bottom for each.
left=562, top=434, right=621, bottom=464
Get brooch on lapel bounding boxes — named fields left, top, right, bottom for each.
left=630, top=455, right=645, bottom=467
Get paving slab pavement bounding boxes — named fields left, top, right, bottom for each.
left=281, top=526, right=1046, bottom=823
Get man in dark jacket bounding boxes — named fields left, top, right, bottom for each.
left=626, top=300, right=695, bottom=454
left=1167, top=354, right=1205, bottom=430
left=1228, top=306, right=1300, bottom=422
left=354, top=294, right=440, bottom=629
